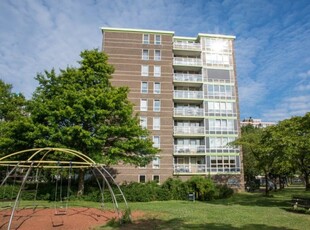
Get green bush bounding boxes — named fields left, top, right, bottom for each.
left=186, top=176, right=217, bottom=201
left=217, top=184, right=234, bottom=199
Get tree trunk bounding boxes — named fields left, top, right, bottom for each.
left=77, top=168, right=85, bottom=196
left=304, top=172, right=310, bottom=191
left=264, top=173, right=269, bottom=196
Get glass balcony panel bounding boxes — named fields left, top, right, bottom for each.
left=174, top=73, right=202, bottom=82
left=173, top=57, right=202, bottom=66
left=174, top=90, right=203, bottom=99
left=174, top=108, right=204, bottom=117
left=173, top=42, right=201, bottom=50
left=174, top=145, right=205, bottom=154
left=174, top=126, right=204, bottom=134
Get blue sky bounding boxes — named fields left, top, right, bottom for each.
left=0, top=0, right=309, bottom=122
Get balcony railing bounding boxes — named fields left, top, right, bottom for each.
left=206, top=128, right=238, bottom=135
left=174, top=73, right=202, bottom=82
left=174, top=126, right=204, bottom=135
left=174, top=145, right=205, bottom=154
left=174, top=90, right=203, bottom=99
left=206, top=147, right=240, bottom=154
left=205, top=111, right=237, bottom=117
left=173, top=42, right=201, bottom=51
left=174, top=164, right=241, bottom=174
left=174, top=108, right=204, bottom=117
left=173, top=57, right=202, bottom=66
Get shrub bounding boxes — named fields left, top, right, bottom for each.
left=186, top=176, right=217, bottom=201
left=217, top=184, right=234, bottom=199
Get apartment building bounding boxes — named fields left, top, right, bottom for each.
left=101, top=27, right=243, bottom=189
left=241, top=117, right=276, bottom=128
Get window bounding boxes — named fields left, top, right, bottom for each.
left=140, top=99, right=148, bottom=111
left=143, top=34, right=150, bottom=44
left=140, top=117, right=147, bottom=129
left=153, top=175, right=160, bottom=183
left=154, top=65, right=161, bottom=77
left=153, top=136, right=160, bottom=148
left=153, top=117, right=160, bottom=130
left=153, top=100, right=161, bottom=112
left=154, top=34, right=161, bottom=45
left=141, top=65, right=149, bottom=76
left=154, top=50, right=161, bottom=61
left=139, top=175, right=146, bottom=183
left=154, top=82, right=161, bottom=94
left=141, top=82, right=148, bottom=93
left=142, top=49, right=149, bottom=60
left=152, top=157, right=160, bottom=169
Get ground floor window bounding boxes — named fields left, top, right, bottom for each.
left=139, top=175, right=146, bottom=183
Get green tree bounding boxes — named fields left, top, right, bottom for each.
left=234, top=126, right=281, bottom=195
left=277, top=115, right=310, bottom=190
left=0, top=80, right=34, bottom=156
left=28, top=49, right=159, bottom=194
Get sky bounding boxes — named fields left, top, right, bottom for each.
left=0, top=0, right=309, bottom=122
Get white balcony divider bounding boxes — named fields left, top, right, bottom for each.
left=173, top=57, right=202, bottom=66
left=174, top=73, right=202, bottom=82
left=174, top=90, right=203, bottom=99
left=174, top=108, right=204, bottom=117
left=174, top=126, right=204, bottom=134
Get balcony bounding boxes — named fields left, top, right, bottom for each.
left=174, top=164, right=241, bottom=174
left=174, top=108, right=204, bottom=117
left=206, top=128, right=238, bottom=135
left=206, top=147, right=240, bottom=154
left=173, top=73, right=202, bottom=82
left=173, top=57, right=202, bottom=66
left=174, top=90, right=203, bottom=100
left=174, top=164, right=206, bottom=173
left=173, top=42, right=201, bottom=51
left=174, top=145, right=205, bottom=154
left=174, top=126, right=204, bottom=135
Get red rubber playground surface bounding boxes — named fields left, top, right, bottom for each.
left=0, top=207, right=143, bottom=229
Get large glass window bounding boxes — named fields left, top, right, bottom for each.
left=153, top=100, right=161, bottom=112
left=141, top=65, right=149, bottom=76
left=154, top=82, right=161, bottom=94
left=141, top=82, right=148, bottom=93
left=142, top=49, right=149, bottom=60
left=140, top=99, right=148, bottom=111
left=143, top=34, right=150, bottom=44
left=154, top=65, right=161, bottom=77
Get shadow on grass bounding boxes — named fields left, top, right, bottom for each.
left=109, top=217, right=295, bottom=230
left=209, top=186, right=309, bottom=208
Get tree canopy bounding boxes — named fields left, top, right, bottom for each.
left=0, top=49, right=159, bottom=194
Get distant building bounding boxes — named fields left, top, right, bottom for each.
left=240, top=117, right=276, bottom=128
left=101, top=27, right=244, bottom=189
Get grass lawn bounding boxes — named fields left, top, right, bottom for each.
left=101, top=185, right=310, bottom=230
left=1, top=185, right=309, bottom=229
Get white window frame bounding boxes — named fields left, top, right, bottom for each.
left=153, top=99, right=161, bottom=112
left=141, top=65, right=149, bottom=76
left=143, top=34, right=150, bottom=44
left=154, top=50, right=161, bottom=61
left=140, top=116, right=147, bottom=129
left=140, top=99, right=148, bottom=111
left=154, top=34, right=161, bottom=45
left=139, top=175, right=146, bottom=183
left=152, top=156, right=160, bottom=169
left=141, top=82, right=148, bottom=94
left=153, top=136, right=160, bottom=148
left=154, top=65, right=161, bottom=77
left=142, top=49, right=149, bottom=60
left=154, top=82, right=161, bottom=94
left=153, top=117, right=160, bottom=130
